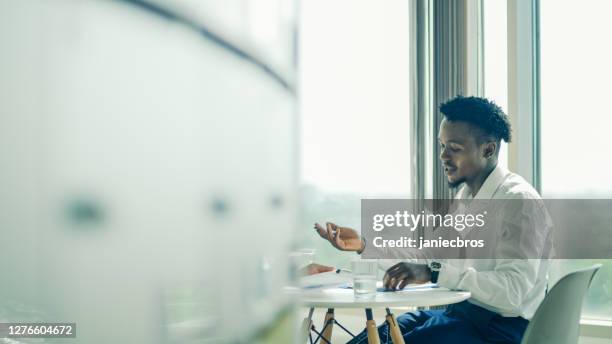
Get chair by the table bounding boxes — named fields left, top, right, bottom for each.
left=521, top=264, right=602, bottom=344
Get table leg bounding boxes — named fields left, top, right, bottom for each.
left=385, top=308, right=405, bottom=344
left=321, top=308, right=334, bottom=343
left=365, top=308, right=381, bottom=344
left=300, top=308, right=315, bottom=344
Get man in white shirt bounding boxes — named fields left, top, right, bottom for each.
left=313, top=96, right=551, bottom=344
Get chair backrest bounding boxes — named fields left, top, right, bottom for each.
left=521, top=264, right=602, bottom=344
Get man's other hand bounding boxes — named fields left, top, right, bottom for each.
left=314, top=222, right=365, bottom=252
left=383, top=262, right=432, bottom=290
left=302, top=263, right=335, bottom=276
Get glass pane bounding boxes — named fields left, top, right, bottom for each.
left=540, top=0, right=612, bottom=319
left=483, top=0, right=508, bottom=168
left=0, top=0, right=297, bottom=342
left=299, top=0, right=412, bottom=268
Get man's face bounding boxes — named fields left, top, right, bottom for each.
left=438, top=119, right=488, bottom=188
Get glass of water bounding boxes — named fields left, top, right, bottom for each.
left=288, top=248, right=316, bottom=281
left=351, top=258, right=378, bottom=299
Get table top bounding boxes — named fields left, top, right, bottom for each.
left=299, top=286, right=471, bottom=309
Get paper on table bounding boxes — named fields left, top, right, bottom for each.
left=337, top=281, right=439, bottom=292
left=300, top=272, right=438, bottom=291
left=377, top=282, right=439, bottom=292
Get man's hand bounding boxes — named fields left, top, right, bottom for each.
left=314, top=222, right=365, bottom=252
left=383, top=262, right=432, bottom=290
left=301, top=263, right=335, bottom=276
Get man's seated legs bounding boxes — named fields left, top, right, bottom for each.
left=346, top=301, right=527, bottom=344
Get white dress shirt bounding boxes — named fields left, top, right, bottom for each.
left=437, top=165, right=552, bottom=319
left=379, top=165, right=552, bottom=319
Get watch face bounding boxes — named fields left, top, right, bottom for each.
left=431, top=262, right=441, bottom=270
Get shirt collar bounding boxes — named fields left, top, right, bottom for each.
left=459, top=164, right=510, bottom=200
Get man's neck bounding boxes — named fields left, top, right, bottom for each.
left=466, top=163, right=497, bottom=197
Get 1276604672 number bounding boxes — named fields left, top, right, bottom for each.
left=0, top=323, right=76, bottom=338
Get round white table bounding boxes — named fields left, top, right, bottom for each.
left=298, top=286, right=471, bottom=344
left=301, top=286, right=471, bottom=309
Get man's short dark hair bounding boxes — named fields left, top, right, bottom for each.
left=440, top=96, right=512, bottom=143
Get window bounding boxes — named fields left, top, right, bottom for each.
left=540, top=0, right=612, bottom=319
left=299, top=0, right=412, bottom=267
left=483, top=0, right=509, bottom=168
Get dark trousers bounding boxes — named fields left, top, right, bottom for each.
left=347, top=301, right=529, bottom=344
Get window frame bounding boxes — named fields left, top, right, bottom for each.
left=508, top=0, right=612, bottom=330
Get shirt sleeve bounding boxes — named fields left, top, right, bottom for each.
left=436, top=197, right=552, bottom=315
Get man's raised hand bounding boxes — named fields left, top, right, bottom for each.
left=314, top=222, right=365, bottom=252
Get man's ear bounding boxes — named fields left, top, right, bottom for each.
left=483, top=141, right=497, bottom=159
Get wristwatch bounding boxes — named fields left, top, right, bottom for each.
left=429, top=261, right=442, bottom=283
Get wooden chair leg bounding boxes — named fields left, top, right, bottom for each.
left=365, top=308, right=381, bottom=344
left=321, top=308, right=334, bottom=343
left=300, top=308, right=315, bottom=344
left=385, top=308, right=405, bottom=344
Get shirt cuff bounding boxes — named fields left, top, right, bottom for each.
left=437, top=263, right=461, bottom=289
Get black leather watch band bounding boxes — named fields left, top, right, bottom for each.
left=430, top=262, right=441, bottom=283
left=431, top=270, right=440, bottom=283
